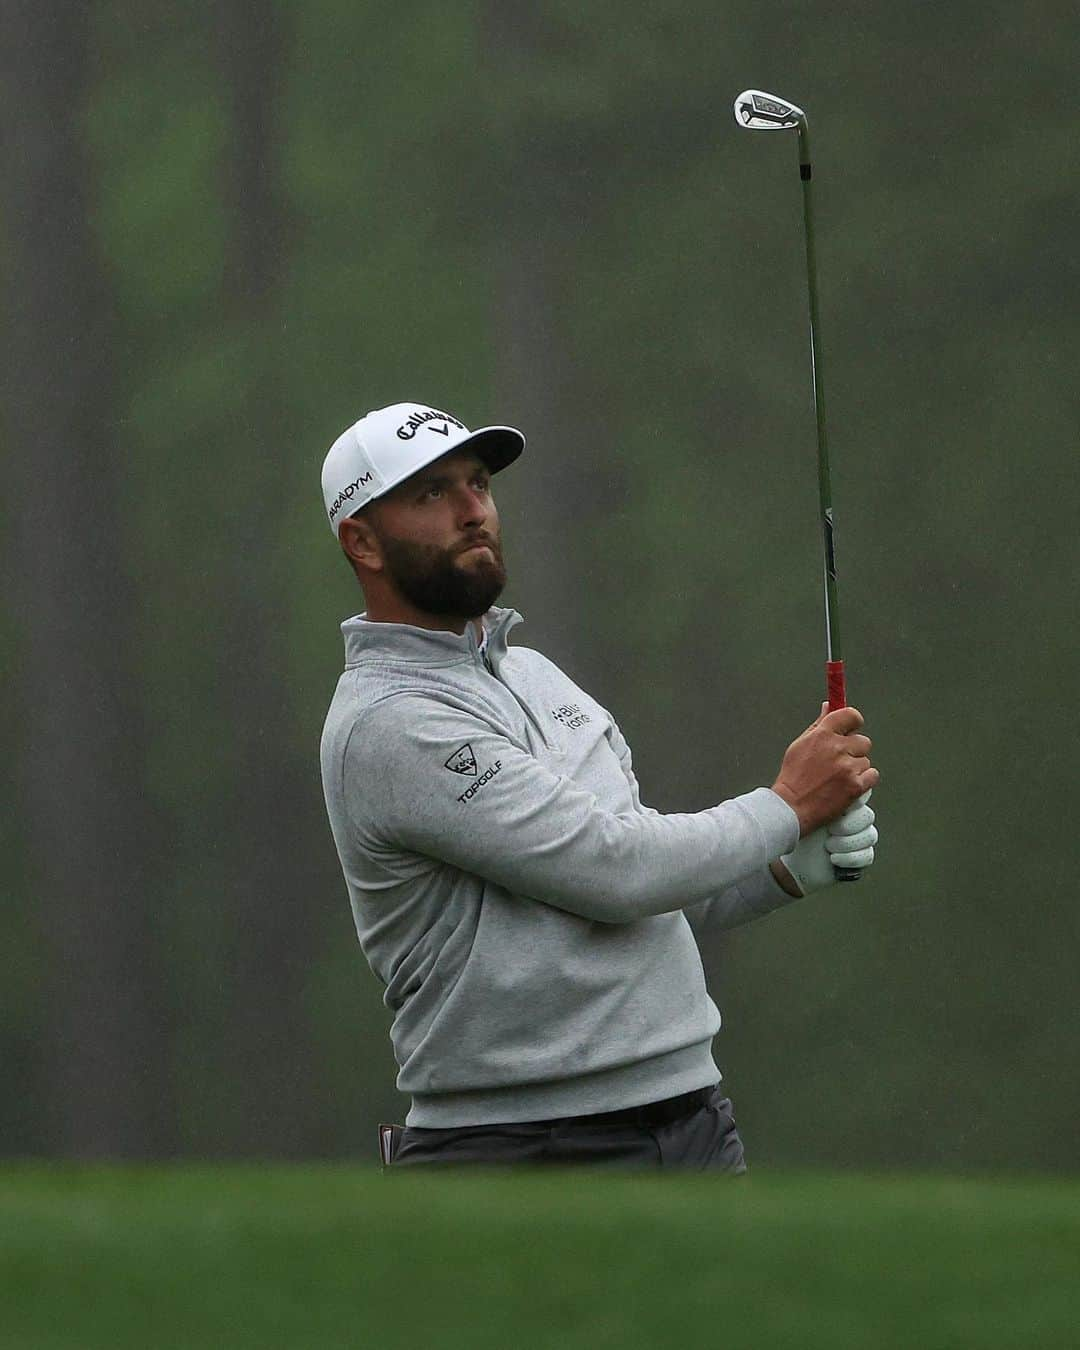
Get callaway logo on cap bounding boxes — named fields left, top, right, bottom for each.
left=321, top=401, right=526, bottom=536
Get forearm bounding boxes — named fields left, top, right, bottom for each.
left=609, top=717, right=804, bottom=920
left=684, top=861, right=805, bottom=937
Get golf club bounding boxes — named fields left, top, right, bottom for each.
left=733, top=88, right=860, bottom=882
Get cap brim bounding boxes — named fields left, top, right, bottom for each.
left=343, top=422, right=526, bottom=523
left=459, top=425, right=526, bottom=474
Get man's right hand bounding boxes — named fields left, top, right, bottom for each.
left=771, top=702, right=880, bottom=837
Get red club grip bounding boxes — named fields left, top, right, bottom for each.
left=825, top=659, right=860, bottom=883
left=826, top=660, right=847, bottom=711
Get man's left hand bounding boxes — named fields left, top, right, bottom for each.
left=774, top=791, right=878, bottom=897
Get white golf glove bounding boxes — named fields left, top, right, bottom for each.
left=779, top=791, right=877, bottom=897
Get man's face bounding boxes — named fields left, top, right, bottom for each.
left=363, top=449, right=507, bottom=618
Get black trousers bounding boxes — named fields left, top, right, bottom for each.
left=386, top=1084, right=747, bottom=1172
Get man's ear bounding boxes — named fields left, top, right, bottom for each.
left=339, top=513, right=383, bottom=574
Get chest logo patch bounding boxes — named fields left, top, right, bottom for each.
left=445, top=743, right=477, bottom=776
left=552, top=703, right=592, bottom=730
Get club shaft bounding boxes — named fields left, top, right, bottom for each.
left=796, top=121, right=842, bottom=671
left=797, top=120, right=860, bottom=883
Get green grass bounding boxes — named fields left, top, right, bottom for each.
left=1, top=1166, right=1078, bottom=1349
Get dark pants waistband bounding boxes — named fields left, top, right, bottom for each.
left=535, top=1084, right=718, bottom=1130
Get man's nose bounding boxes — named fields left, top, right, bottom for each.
left=454, top=484, right=489, bottom=525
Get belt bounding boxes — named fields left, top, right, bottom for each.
left=538, top=1085, right=717, bottom=1130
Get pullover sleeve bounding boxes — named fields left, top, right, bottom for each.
left=606, top=718, right=803, bottom=933
left=342, top=693, right=799, bottom=926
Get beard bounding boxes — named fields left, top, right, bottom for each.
left=375, top=529, right=508, bottom=619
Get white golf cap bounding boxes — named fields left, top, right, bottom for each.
left=321, top=401, right=526, bottom=537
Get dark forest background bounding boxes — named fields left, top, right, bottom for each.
left=2, top=0, right=1077, bottom=1169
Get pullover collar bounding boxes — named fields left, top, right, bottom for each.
left=341, top=604, right=524, bottom=677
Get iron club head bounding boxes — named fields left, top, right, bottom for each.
left=733, top=89, right=805, bottom=130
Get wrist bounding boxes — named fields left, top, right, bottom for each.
left=769, top=858, right=804, bottom=898
left=770, top=781, right=810, bottom=838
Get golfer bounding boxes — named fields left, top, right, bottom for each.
left=319, top=401, right=879, bottom=1170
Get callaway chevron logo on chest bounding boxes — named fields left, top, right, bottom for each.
left=552, top=703, right=591, bottom=730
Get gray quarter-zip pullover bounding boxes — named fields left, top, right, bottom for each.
left=320, top=605, right=801, bottom=1127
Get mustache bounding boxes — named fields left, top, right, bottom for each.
left=456, top=534, right=499, bottom=554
